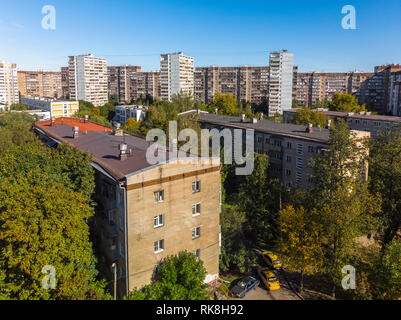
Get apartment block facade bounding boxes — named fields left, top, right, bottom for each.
left=160, top=52, right=194, bottom=101
left=34, top=118, right=221, bottom=297
left=0, top=61, right=18, bottom=107
left=18, top=71, right=62, bottom=98
left=61, top=67, right=70, bottom=99
left=114, top=105, right=146, bottom=125
left=197, top=112, right=369, bottom=189
left=68, top=54, right=108, bottom=106
left=21, top=96, right=79, bottom=118
left=130, top=71, right=160, bottom=102
left=268, top=50, right=294, bottom=116
left=108, top=65, right=141, bottom=104
left=194, top=66, right=269, bottom=105
left=388, top=70, right=401, bottom=116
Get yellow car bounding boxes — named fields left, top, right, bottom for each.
left=257, top=268, right=280, bottom=291
left=262, top=251, right=282, bottom=269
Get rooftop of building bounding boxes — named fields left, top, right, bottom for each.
left=284, top=109, right=401, bottom=122
left=21, top=96, right=78, bottom=103
left=197, top=112, right=331, bottom=142
left=34, top=117, right=194, bottom=181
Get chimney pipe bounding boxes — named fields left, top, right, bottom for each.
left=326, top=119, right=332, bottom=129
left=241, top=114, right=246, bottom=122
left=51, top=117, right=55, bottom=126
left=306, top=123, right=313, bottom=133
left=214, top=108, right=218, bottom=115
left=72, top=126, right=79, bottom=139
left=259, top=112, right=264, bottom=120
left=119, top=143, right=128, bottom=161
left=84, top=114, right=89, bottom=123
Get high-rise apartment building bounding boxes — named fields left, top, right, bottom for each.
left=160, top=52, right=194, bottom=101
left=130, top=71, right=160, bottom=102
left=108, top=65, right=141, bottom=103
left=388, top=70, right=401, bottom=116
left=295, top=72, right=374, bottom=107
left=18, top=71, right=62, bottom=98
left=268, top=50, right=294, bottom=116
left=194, top=66, right=269, bottom=105
left=68, top=54, right=108, bottom=106
left=61, top=67, right=70, bottom=99
left=0, top=61, right=18, bottom=108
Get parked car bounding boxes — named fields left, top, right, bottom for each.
left=231, top=275, right=260, bottom=298
left=256, top=267, right=280, bottom=291
left=262, top=250, right=282, bottom=269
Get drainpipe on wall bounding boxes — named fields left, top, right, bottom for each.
left=118, top=180, right=129, bottom=298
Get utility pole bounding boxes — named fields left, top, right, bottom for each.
left=112, top=262, right=117, bottom=300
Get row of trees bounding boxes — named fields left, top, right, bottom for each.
left=0, top=113, right=111, bottom=299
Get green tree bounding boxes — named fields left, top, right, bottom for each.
left=237, top=153, right=283, bottom=243
left=277, top=206, right=323, bottom=292
left=128, top=251, right=208, bottom=300
left=211, top=92, right=239, bottom=116
left=220, top=205, right=256, bottom=273
left=368, top=127, right=401, bottom=246
left=328, top=93, right=367, bottom=113
left=292, top=108, right=328, bottom=128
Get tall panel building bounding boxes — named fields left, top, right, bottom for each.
left=130, top=71, right=160, bottom=102
left=61, top=67, right=70, bottom=99
left=18, top=71, right=62, bottom=98
left=160, top=52, right=194, bottom=101
left=0, top=61, right=18, bottom=108
left=108, top=65, right=141, bottom=103
left=388, top=70, right=401, bottom=116
left=268, top=50, right=294, bottom=116
left=68, top=54, right=108, bottom=106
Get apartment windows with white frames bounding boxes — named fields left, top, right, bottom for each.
left=192, top=203, right=201, bottom=216
left=192, top=226, right=201, bottom=239
left=192, top=249, right=200, bottom=258
left=154, top=239, right=164, bottom=253
left=192, top=181, right=201, bottom=193
left=296, top=157, right=303, bottom=170
left=154, top=190, right=164, bottom=203
left=296, top=172, right=303, bottom=184
left=154, top=214, right=164, bottom=228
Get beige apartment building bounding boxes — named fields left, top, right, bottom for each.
left=197, top=112, right=369, bottom=189
left=61, top=67, right=70, bottom=99
left=18, top=71, right=62, bottom=98
left=34, top=117, right=221, bottom=298
left=194, top=66, right=269, bottom=105
left=160, top=52, right=194, bottom=101
left=130, top=71, right=160, bottom=102
left=0, top=61, right=19, bottom=108
left=68, top=54, right=108, bottom=106
left=295, top=72, right=374, bottom=107
left=108, top=65, right=141, bottom=103
left=283, top=109, right=401, bottom=139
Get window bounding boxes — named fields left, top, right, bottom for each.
left=119, top=241, right=125, bottom=257
left=192, top=203, right=201, bottom=216
left=192, top=226, right=201, bottom=239
left=192, top=181, right=201, bottom=193
left=286, top=155, right=292, bottom=163
left=286, top=142, right=292, bottom=149
left=154, top=214, right=164, bottom=228
left=273, top=139, right=282, bottom=147
left=296, top=158, right=303, bottom=170
left=308, top=146, right=314, bottom=153
left=154, top=239, right=164, bottom=253
left=192, top=249, right=200, bottom=258
left=108, top=210, right=115, bottom=225
left=119, top=213, right=124, bottom=230
left=257, top=136, right=262, bottom=143
left=285, top=169, right=291, bottom=176
left=297, top=144, right=303, bottom=155
left=154, top=190, right=164, bottom=203
left=296, top=172, right=303, bottom=184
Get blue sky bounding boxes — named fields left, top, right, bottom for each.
left=0, top=0, right=400, bottom=72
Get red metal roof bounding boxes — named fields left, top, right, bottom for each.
left=36, top=117, right=113, bottom=133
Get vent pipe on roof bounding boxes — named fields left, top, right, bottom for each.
left=241, top=114, right=246, bottom=122
left=84, top=114, right=89, bottom=123
left=214, top=108, right=218, bottom=115
left=326, top=119, right=332, bottom=129
left=119, top=143, right=128, bottom=161
left=72, top=126, right=79, bottom=139
left=51, top=117, right=55, bottom=126
left=259, top=112, right=264, bottom=120
left=306, top=123, right=313, bottom=133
